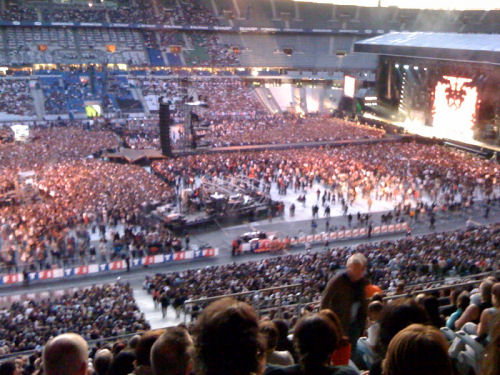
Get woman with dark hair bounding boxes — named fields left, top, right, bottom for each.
left=108, top=351, right=136, bottom=375
left=194, top=297, right=265, bottom=375
left=422, top=296, right=445, bottom=328
left=370, top=299, right=429, bottom=375
left=268, top=313, right=357, bottom=375
left=274, top=319, right=297, bottom=362
left=318, top=309, right=352, bottom=366
left=131, top=330, right=165, bottom=375
left=382, top=324, right=452, bottom=375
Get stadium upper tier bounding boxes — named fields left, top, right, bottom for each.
left=0, top=0, right=497, bottom=69
left=0, top=0, right=498, bottom=33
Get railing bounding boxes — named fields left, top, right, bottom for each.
left=182, top=270, right=500, bottom=322
left=400, top=270, right=500, bottom=293
left=183, top=283, right=303, bottom=323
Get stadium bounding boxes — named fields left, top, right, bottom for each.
left=0, top=0, right=498, bottom=375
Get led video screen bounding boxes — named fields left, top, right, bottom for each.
left=432, top=76, right=478, bottom=139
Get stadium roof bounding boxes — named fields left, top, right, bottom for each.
left=353, top=32, right=500, bottom=65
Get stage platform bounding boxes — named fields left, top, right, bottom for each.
left=104, top=149, right=166, bottom=163
left=363, top=113, right=500, bottom=154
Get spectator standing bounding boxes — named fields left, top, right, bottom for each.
left=321, top=253, right=368, bottom=351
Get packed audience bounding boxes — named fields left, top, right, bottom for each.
left=5, top=275, right=498, bottom=375
left=0, top=3, right=37, bottom=22
left=0, top=159, right=174, bottom=269
left=172, top=1, right=219, bottom=26
left=0, top=127, right=14, bottom=145
left=152, top=142, right=499, bottom=209
left=0, top=127, right=119, bottom=171
left=185, top=33, right=239, bottom=67
left=41, top=7, right=107, bottom=23
left=0, top=283, right=149, bottom=354
left=145, top=223, right=500, bottom=316
left=207, top=114, right=384, bottom=146
left=127, top=78, right=384, bottom=148
left=0, top=79, right=36, bottom=117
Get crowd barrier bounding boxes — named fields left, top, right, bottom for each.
left=0, top=248, right=218, bottom=286
left=239, top=223, right=409, bottom=254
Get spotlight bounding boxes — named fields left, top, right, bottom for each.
left=413, top=66, right=419, bottom=70
left=395, top=64, right=400, bottom=68
left=403, top=65, right=409, bottom=69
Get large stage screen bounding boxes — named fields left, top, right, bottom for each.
left=432, top=76, right=478, bottom=139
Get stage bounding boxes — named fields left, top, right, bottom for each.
left=354, top=32, right=500, bottom=152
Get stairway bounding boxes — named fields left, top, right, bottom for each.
left=254, top=87, right=280, bottom=114
left=131, top=86, right=150, bottom=117
left=132, top=285, right=187, bottom=330
left=31, top=86, right=45, bottom=119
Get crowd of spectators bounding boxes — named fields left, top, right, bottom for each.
left=0, top=127, right=14, bottom=145
left=185, top=33, right=239, bottom=67
left=2, top=281, right=498, bottom=375
left=172, top=1, right=219, bottom=26
left=41, top=7, right=107, bottom=23
left=4, top=295, right=500, bottom=375
left=0, top=127, right=119, bottom=171
left=144, top=223, right=499, bottom=316
left=0, top=158, right=174, bottom=269
left=126, top=78, right=383, bottom=148
left=0, top=80, right=36, bottom=117
left=0, top=3, right=37, bottom=22
left=0, top=283, right=149, bottom=354
left=152, top=142, right=498, bottom=209
left=206, top=114, right=384, bottom=146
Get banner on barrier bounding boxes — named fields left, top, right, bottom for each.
left=0, top=248, right=219, bottom=285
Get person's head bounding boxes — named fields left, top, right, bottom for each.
left=482, top=314, right=500, bottom=375
left=151, top=327, right=193, bottom=375
left=194, top=297, right=264, bottom=375
left=479, top=280, right=494, bottom=304
left=382, top=324, right=452, bottom=375
left=0, top=361, right=19, bottom=375
left=414, top=293, right=426, bottom=306
left=346, top=253, right=367, bottom=282
left=293, top=313, right=340, bottom=371
left=93, top=349, right=113, bottom=375
left=112, top=341, right=127, bottom=356
left=107, top=350, right=135, bottom=375
left=43, top=333, right=89, bottom=375
left=422, top=296, right=441, bottom=328
left=457, top=291, right=470, bottom=310
left=135, top=330, right=164, bottom=368
left=375, top=299, right=429, bottom=357
left=491, top=282, right=500, bottom=308
left=272, top=319, right=290, bottom=347
left=368, top=301, right=384, bottom=322
left=259, top=321, right=279, bottom=355
left=318, top=309, right=345, bottom=338
left=128, top=335, right=141, bottom=350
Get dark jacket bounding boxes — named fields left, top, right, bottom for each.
left=267, top=364, right=358, bottom=375
left=320, top=270, right=368, bottom=346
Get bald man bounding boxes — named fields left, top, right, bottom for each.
left=93, top=349, right=113, bottom=375
left=43, top=333, right=89, bottom=375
